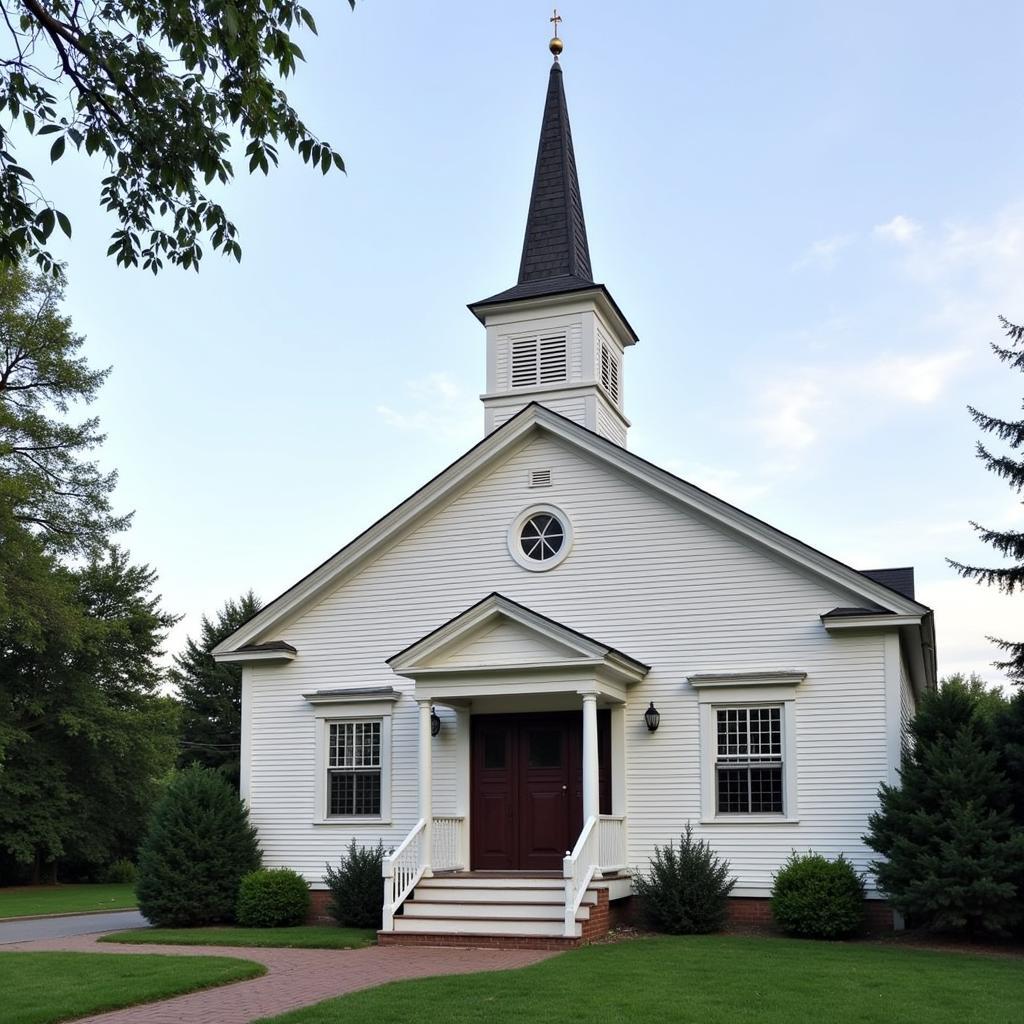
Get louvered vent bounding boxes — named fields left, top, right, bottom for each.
left=529, top=468, right=552, bottom=488
left=601, top=343, right=620, bottom=403
left=510, top=332, right=567, bottom=389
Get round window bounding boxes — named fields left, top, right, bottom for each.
left=508, top=504, right=573, bottom=571
left=520, top=512, right=565, bottom=561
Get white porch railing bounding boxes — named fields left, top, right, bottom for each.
left=431, top=815, right=466, bottom=872
left=562, top=814, right=629, bottom=937
left=382, top=815, right=466, bottom=930
left=597, top=814, right=627, bottom=872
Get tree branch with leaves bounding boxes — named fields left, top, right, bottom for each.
left=0, top=0, right=354, bottom=275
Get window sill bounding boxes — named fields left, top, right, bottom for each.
left=313, top=818, right=391, bottom=827
left=700, top=816, right=800, bottom=826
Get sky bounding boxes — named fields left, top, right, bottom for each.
left=23, top=1, right=1024, bottom=687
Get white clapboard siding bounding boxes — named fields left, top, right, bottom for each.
left=245, top=430, right=895, bottom=894
left=899, top=653, right=915, bottom=751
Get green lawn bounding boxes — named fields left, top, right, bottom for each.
left=257, top=935, right=1024, bottom=1024
left=0, top=950, right=263, bottom=1024
left=100, top=925, right=376, bottom=949
left=0, top=884, right=136, bottom=919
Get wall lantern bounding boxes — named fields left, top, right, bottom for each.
left=430, top=707, right=442, bottom=737
left=644, top=701, right=661, bottom=732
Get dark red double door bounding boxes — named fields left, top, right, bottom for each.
left=470, top=712, right=610, bottom=871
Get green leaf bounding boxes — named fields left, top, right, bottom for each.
left=49, top=137, right=66, bottom=163
left=56, top=211, right=72, bottom=238
left=37, top=208, right=56, bottom=241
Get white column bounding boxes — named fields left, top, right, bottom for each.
left=418, top=699, right=433, bottom=876
left=454, top=707, right=471, bottom=870
left=582, top=693, right=599, bottom=821
left=610, top=705, right=626, bottom=817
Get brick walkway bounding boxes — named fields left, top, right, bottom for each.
left=5, top=932, right=557, bottom=1023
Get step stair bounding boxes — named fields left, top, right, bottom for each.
left=382, top=872, right=619, bottom=947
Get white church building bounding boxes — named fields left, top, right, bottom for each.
left=214, top=43, right=936, bottom=947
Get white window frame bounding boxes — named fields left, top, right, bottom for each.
left=309, top=696, right=396, bottom=825
left=690, top=673, right=802, bottom=824
left=507, top=503, right=574, bottom=572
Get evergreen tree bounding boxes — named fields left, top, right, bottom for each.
left=136, top=766, right=261, bottom=926
left=171, top=591, right=261, bottom=787
left=865, top=679, right=1024, bottom=936
left=949, top=316, right=1024, bottom=684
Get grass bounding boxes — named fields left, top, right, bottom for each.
left=257, top=934, right=1024, bottom=1024
left=0, top=883, right=136, bottom=919
left=100, top=924, right=377, bottom=949
left=0, top=950, right=263, bottom=1024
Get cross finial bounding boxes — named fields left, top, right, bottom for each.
left=549, top=9, right=563, bottom=58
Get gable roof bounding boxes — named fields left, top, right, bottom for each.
left=213, top=402, right=933, bottom=668
left=387, top=592, right=649, bottom=680
left=860, top=567, right=915, bottom=601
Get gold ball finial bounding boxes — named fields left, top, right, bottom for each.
left=549, top=9, right=563, bottom=58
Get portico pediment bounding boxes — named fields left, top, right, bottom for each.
left=386, top=593, right=649, bottom=691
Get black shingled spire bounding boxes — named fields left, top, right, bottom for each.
left=472, top=60, right=597, bottom=307
left=518, top=60, right=593, bottom=287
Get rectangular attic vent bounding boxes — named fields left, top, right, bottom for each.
left=511, top=333, right=568, bottom=389
left=529, top=469, right=552, bottom=488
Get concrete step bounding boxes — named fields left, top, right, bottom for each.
left=412, top=884, right=595, bottom=905
left=392, top=914, right=582, bottom=938
left=419, top=874, right=564, bottom=889
left=402, top=899, right=588, bottom=921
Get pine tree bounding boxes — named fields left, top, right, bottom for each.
left=948, top=316, right=1024, bottom=684
left=171, top=592, right=261, bottom=787
left=136, top=766, right=261, bottom=926
left=865, top=680, right=1024, bottom=936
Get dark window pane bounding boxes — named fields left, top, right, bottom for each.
left=749, top=767, right=783, bottom=813
left=527, top=729, right=562, bottom=768
left=717, top=768, right=749, bottom=814
left=329, top=770, right=381, bottom=816
left=520, top=513, right=565, bottom=561
left=484, top=731, right=506, bottom=770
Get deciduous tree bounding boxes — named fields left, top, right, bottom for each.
left=0, top=0, right=355, bottom=274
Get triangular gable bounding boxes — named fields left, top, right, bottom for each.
left=213, top=403, right=932, bottom=660
left=387, top=593, right=649, bottom=683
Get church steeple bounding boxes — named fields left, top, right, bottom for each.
left=469, top=28, right=638, bottom=447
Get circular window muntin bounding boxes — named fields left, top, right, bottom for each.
left=508, top=504, right=573, bottom=572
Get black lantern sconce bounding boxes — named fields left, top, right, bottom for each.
left=644, top=701, right=661, bottom=732
left=430, top=706, right=441, bottom=737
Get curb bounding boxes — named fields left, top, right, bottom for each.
left=0, top=907, right=140, bottom=922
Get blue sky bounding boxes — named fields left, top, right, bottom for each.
left=30, top=2, right=1024, bottom=685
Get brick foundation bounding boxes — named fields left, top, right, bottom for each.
left=307, top=889, right=332, bottom=925
left=725, top=896, right=895, bottom=934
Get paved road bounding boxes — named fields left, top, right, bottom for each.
left=0, top=910, right=148, bottom=945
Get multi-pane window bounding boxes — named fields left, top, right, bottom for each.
left=510, top=333, right=568, bottom=388
left=715, top=707, right=783, bottom=814
left=328, top=720, right=381, bottom=817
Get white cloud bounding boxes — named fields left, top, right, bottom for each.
left=919, top=576, right=1021, bottom=691
left=873, top=214, right=920, bottom=244
left=377, top=372, right=479, bottom=443
left=793, top=233, right=854, bottom=270
left=751, top=347, right=965, bottom=454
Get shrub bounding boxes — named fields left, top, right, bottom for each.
left=236, top=868, right=310, bottom=927
left=136, top=765, right=261, bottom=926
left=632, top=824, right=736, bottom=934
left=771, top=852, right=865, bottom=939
left=101, top=858, right=137, bottom=885
left=324, top=839, right=385, bottom=929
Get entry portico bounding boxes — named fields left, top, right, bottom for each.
left=386, top=593, right=648, bottom=884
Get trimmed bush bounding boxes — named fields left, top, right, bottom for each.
left=101, top=858, right=137, bottom=885
left=324, top=839, right=385, bottom=929
left=633, top=824, right=736, bottom=934
left=136, top=765, right=261, bottom=926
left=236, top=868, right=310, bottom=927
left=771, top=852, right=865, bottom=939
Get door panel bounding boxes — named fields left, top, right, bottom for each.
left=471, top=712, right=613, bottom=871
